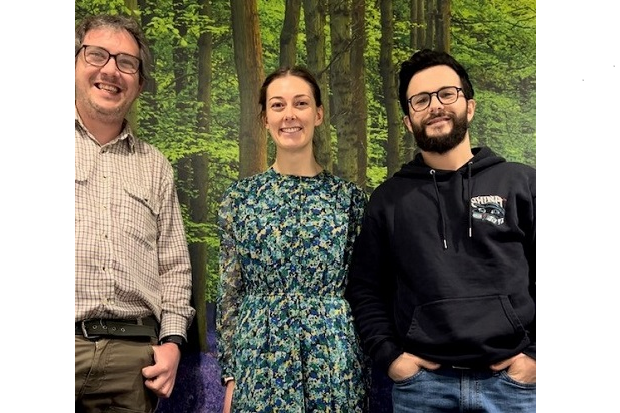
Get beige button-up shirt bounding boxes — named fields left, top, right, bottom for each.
left=75, top=112, right=195, bottom=339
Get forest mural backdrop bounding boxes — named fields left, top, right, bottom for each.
left=75, top=1, right=535, bottom=411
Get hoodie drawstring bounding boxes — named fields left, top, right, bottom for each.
left=467, top=162, right=473, bottom=238
left=430, top=170, right=448, bottom=250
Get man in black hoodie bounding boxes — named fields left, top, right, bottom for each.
left=345, top=49, right=535, bottom=412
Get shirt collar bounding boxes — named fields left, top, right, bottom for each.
left=74, top=107, right=136, bottom=152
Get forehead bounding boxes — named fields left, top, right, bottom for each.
left=267, top=75, right=313, bottom=99
left=83, top=28, right=139, bottom=55
left=407, top=65, right=461, bottom=95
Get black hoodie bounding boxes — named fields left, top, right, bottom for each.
left=345, top=147, right=536, bottom=374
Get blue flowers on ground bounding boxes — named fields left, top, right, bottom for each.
left=155, top=329, right=224, bottom=413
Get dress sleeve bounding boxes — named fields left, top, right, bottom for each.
left=344, top=185, right=368, bottom=270
left=216, top=188, right=245, bottom=380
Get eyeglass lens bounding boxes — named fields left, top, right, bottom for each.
left=83, top=45, right=140, bottom=74
left=409, top=87, right=460, bottom=112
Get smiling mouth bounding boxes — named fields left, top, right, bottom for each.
left=426, top=116, right=451, bottom=126
left=280, top=127, right=302, bottom=133
left=95, top=83, right=121, bottom=94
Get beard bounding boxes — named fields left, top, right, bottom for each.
left=411, top=109, right=469, bottom=154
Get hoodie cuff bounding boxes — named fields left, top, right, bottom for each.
left=374, top=340, right=404, bottom=374
left=523, top=343, right=536, bottom=360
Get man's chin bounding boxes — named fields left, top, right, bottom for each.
left=92, top=100, right=126, bottom=116
left=424, top=125, right=452, bottom=138
left=91, top=108, right=125, bottom=124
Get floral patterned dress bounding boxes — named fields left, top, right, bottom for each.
left=216, top=167, right=369, bottom=412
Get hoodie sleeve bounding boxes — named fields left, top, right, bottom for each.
left=345, top=202, right=403, bottom=374
left=523, top=173, right=536, bottom=360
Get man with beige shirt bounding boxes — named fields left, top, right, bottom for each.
left=75, top=13, right=195, bottom=413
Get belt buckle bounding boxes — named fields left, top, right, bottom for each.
left=80, top=320, right=102, bottom=339
left=80, top=320, right=90, bottom=338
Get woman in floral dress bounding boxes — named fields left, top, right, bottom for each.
left=216, top=66, right=369, bottom=412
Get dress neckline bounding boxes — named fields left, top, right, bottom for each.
left=268, top=166, right=326, bottom=180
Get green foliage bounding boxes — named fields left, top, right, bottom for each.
left=470, top=90, right=536, bottom=165
left=258, top=1, right=285, bottom=69
left=450, top=0, right=536, bottom=166
left=75, top=0, right=129, bottom=20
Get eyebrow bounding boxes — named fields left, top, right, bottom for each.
left=268, top=94, right=311, bottom=101
left=412, top=85, right=459, bottom=95
left=82, top=44, right=140, bottom=59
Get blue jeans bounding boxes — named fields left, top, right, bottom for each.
left=392, top=366, right=535, bottom=413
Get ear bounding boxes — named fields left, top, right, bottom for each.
left=315, top=105, right=324, bottom=126
left=466, top=98, right=476, bottom=123
left=403, top=115, right=413, bottom=133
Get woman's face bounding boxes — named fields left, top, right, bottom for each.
left=264, top=75, right=323, bottom=154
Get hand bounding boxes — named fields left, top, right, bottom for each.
left=490, top=353, right=536, bottom=384
left=141, top=342, right=182, bottom=398
left=222, top=380, right=235, bottom=413
left=387, top=352, right=440, bottom=382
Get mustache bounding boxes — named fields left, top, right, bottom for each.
left=424, top=111, right=453, bottom=125
left=428, top=111, right=450, bottom=120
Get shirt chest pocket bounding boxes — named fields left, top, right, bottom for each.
left=121, top=182, right=161, bottom=251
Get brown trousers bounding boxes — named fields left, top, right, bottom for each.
left=75, top=336, right=159, bottom=412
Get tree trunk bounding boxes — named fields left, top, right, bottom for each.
left=134, top=0, right=158, bottom=141
left=231, top=0, right=266, bottom=178
left=172, top=0, right=192, bottom=208
left=329, top=0, right=356, bottom=181
left=411, top=0, right=426, bottom=50
left=303, top=0, right=332, bottom=172
left=404, top=0, right=421, bottom=161
left=280, top=0, right=302, bottom=67
left=380, top=0, right=401, bottom=177
left=425, top=0, right=435, bottom=48
left=351, top=0, right=367, bottom=188
left=437, top=0, right=451, bottom=52
left=183, top=0, right=214, bottom=354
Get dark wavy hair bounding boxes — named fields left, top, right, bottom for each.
left=398, top=49, right=474, bottom=115
left=75, top=14, right=152, bottom=85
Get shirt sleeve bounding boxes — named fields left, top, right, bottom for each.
left=156, top=162, right=196, bottom=339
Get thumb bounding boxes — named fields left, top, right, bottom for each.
left=142, top=365, right=156, bottom=379
left=419, top=359, right=441, bottom=370
left=490, top=357, right=514, bottom=371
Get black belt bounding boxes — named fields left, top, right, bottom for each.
left=75, top=317, right=159, bottom=339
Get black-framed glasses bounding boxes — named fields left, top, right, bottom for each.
left=77, top=45, right=141, bottom=75
left=407, top=86, right=463, bottom=112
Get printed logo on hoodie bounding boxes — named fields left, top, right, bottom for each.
left=471, top=195, right=505, bottom=225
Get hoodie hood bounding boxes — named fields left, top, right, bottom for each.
left=393, top=147, right=506, bottom=249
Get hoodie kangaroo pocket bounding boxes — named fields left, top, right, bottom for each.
left=406, top=295, right=527, bottom=360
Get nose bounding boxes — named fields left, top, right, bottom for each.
left=284, top=106, right=296, bottom=120
left=428, top=92, right=444, bottom=111
left=100, top=56, right=120, bottom=74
